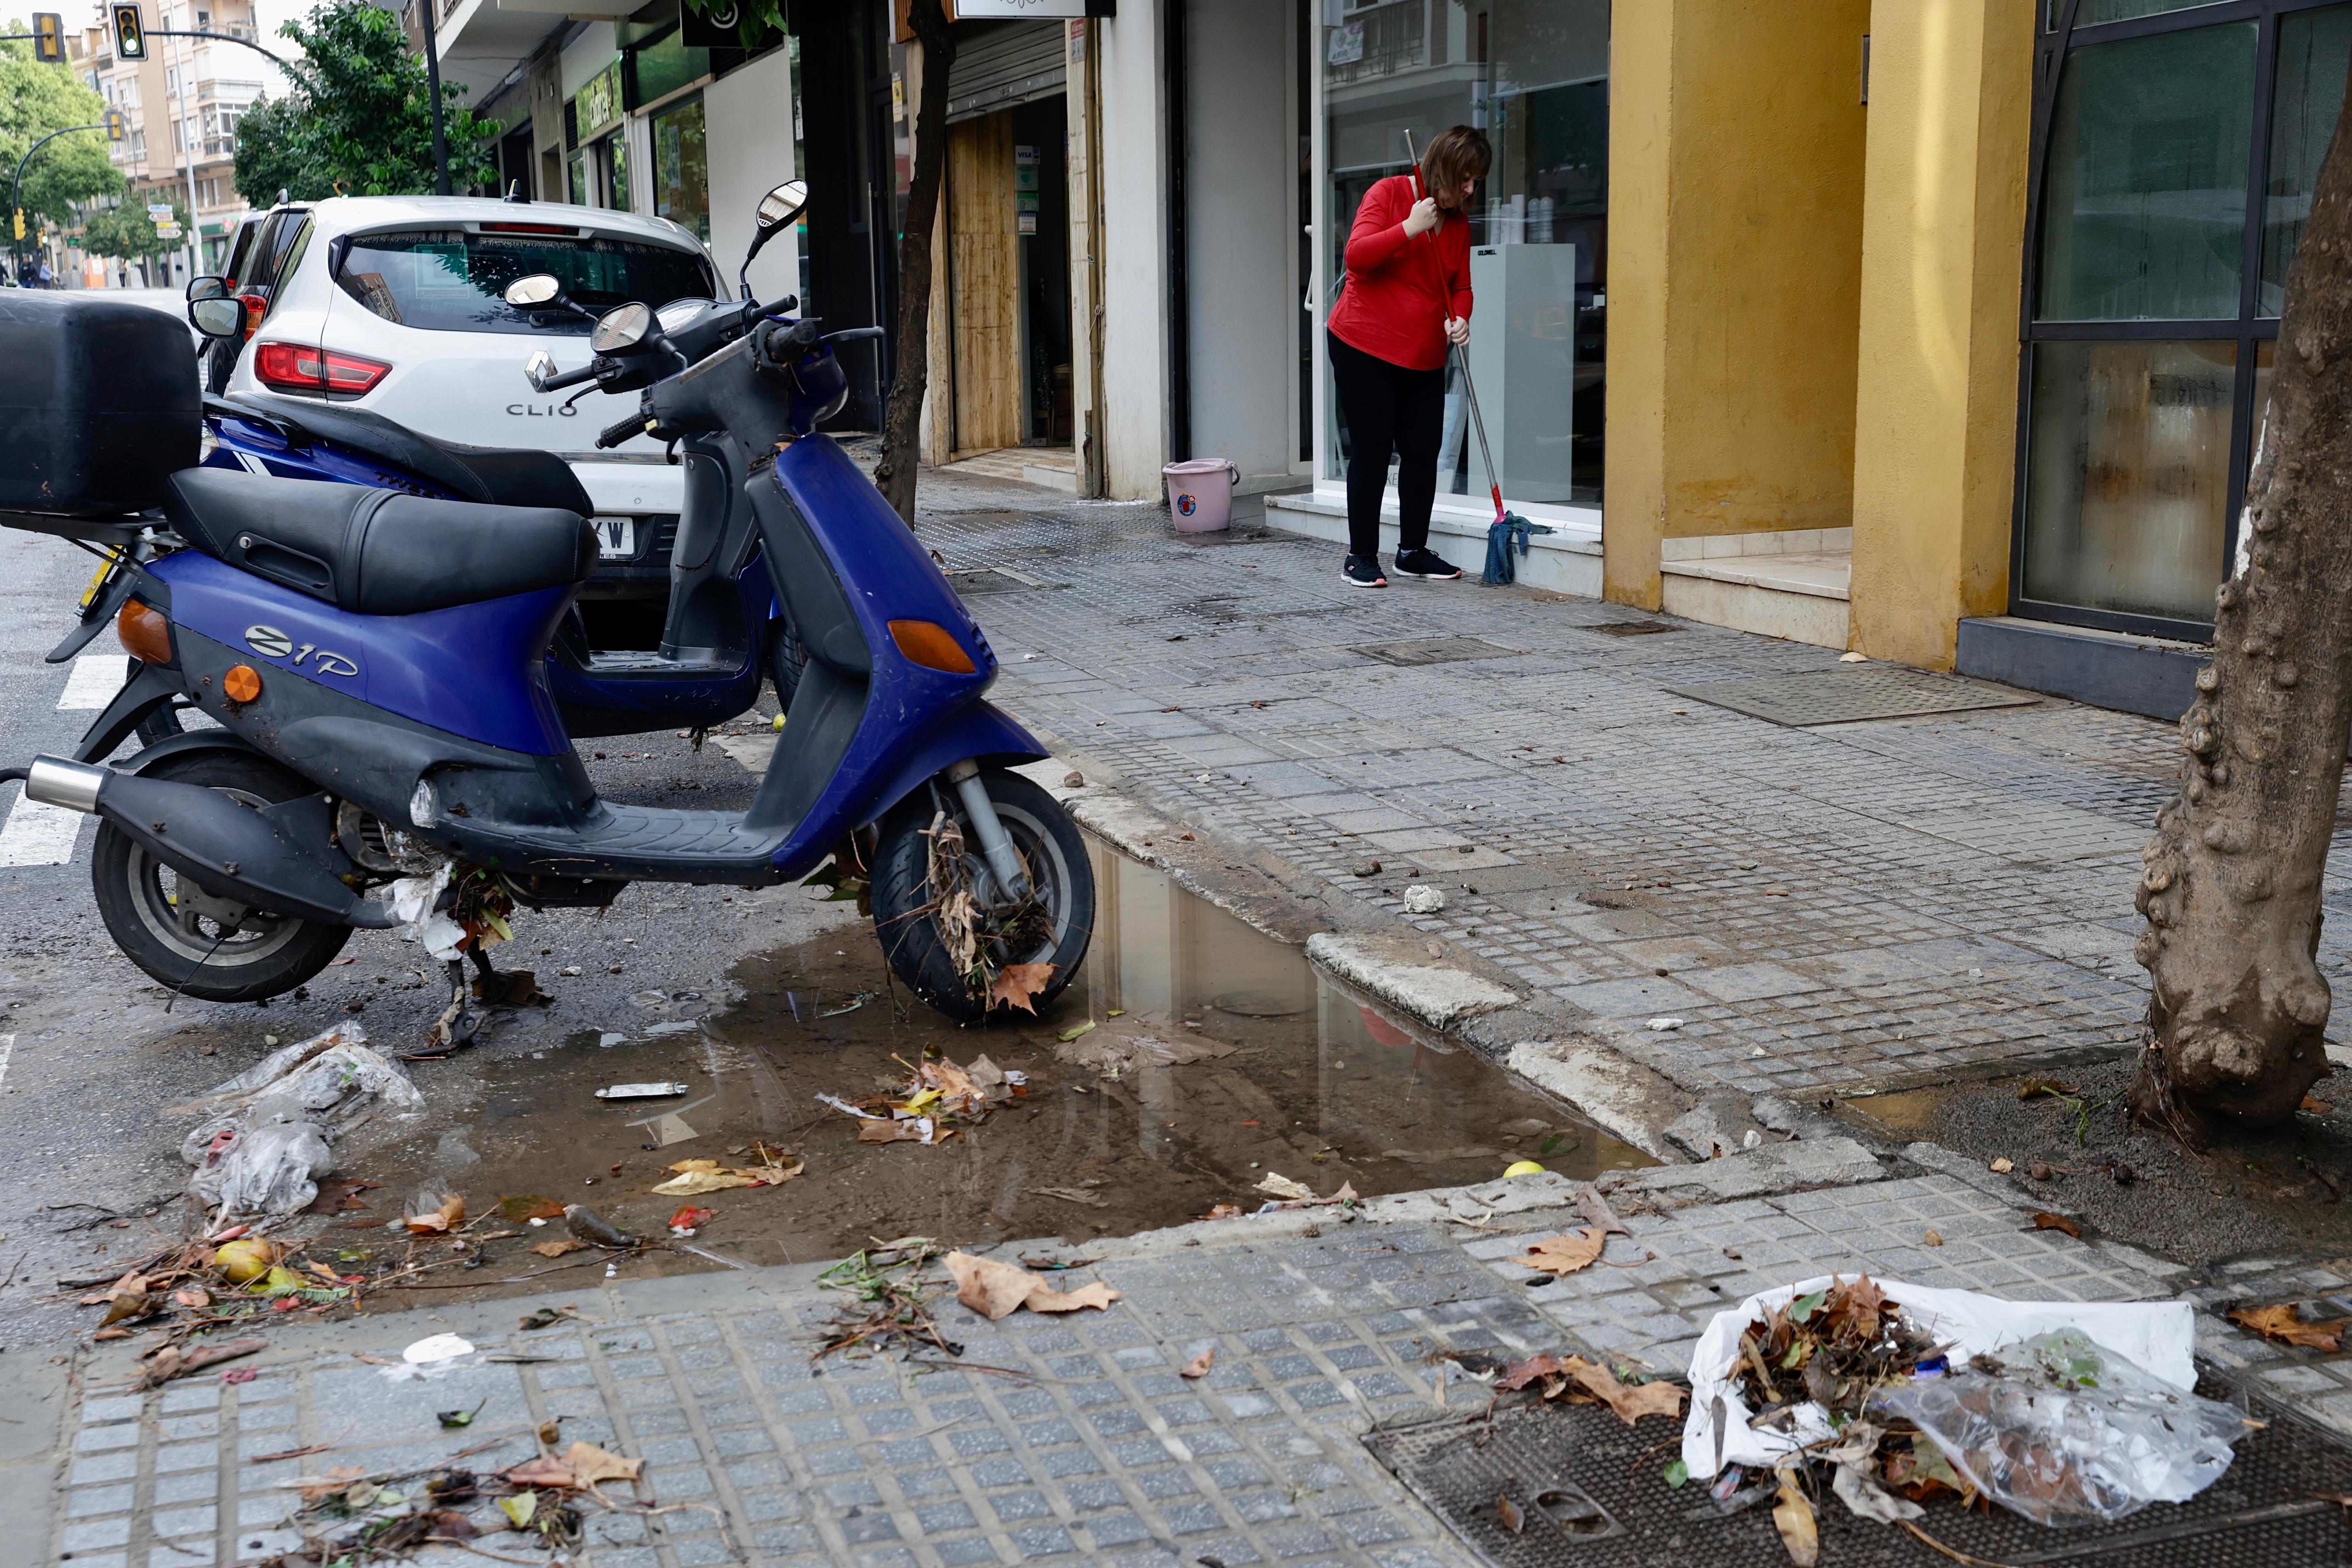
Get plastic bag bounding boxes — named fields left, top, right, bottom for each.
left=176, top=1024, right=426, bottom=1218
left=389, top=863, right=466, bottom=960
left=1869, top=1330, right=2246, bottom=1526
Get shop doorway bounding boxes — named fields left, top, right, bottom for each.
left=947, top=94, right=1073, bottom=459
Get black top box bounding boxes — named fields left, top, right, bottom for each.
left=0, top=292, right=200, bottom=516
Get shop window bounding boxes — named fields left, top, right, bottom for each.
left=600, top=132, right=629, bottom=212
left=1321, top=0, right=1608, bottom=507
left=652, top=96, right=710, bottom=241
left=2017, top=2, right=2347, bottom=638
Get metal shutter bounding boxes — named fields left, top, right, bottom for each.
left=944, top=21, right=1065, bottom=124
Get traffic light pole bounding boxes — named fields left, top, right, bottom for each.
left=10, top=122, right=106, bottom=283
left=416, top=0, right=450, bottom=196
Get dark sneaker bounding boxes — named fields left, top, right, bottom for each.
left=1393, top=547, right=1462, bottom=580
left=1343, top=554, right=1388, bottom=588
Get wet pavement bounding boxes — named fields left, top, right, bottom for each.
left=335, top=841, right=1648, bottom=1304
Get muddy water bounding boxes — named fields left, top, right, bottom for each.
left=340, top=842, right=1648, bottom=1300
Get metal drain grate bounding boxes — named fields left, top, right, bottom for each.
left=1664, top=666, right=2038, bottom=726
left=1365, top=1390, right=2352, bottom=1568
left=1354, top=636, right=1524, bottom=666
left=1583, top=620, right=1679, bottom=637
left=944, top=567, right=1064, bottom=595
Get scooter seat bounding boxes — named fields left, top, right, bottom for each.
left=164, top=468, right=598, bottom=616
left=216, top=392, right=596, bottom=515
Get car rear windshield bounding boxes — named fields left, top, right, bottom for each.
left=333, top=228, right=716, bottom=335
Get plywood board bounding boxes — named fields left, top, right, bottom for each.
left=949, top=110, right=1024, bottom=455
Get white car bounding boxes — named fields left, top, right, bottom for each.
left=215, top=195, right=724, bottom=589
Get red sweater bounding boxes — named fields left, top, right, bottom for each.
left=1327, top=173, right=1474, bottom=372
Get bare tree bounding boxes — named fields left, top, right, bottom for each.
left=871, top=0, right=963, bottom=524
left=2131, top=85, right=2352, bottom=1138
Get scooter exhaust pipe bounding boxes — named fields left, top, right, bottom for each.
left=17, top=753, right=399, bottom=929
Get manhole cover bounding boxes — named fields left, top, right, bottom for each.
left=1209, top=991, right=1310, bottom=1018
left=1355, top=636, right=1522, bottom=666
left=1585, top=620, right=1678, bottom=637
left=1663, top=666, right=2037, bottom=726
left=1366, top=1391, right=2352, bottom=1568
left=944, top=567, right=1063, bottom=595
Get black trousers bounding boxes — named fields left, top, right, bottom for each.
left=1329, top=329, right=1445, bottom=559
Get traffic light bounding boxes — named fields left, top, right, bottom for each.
left=31, top=11, right=62, bottom=62
left=112, top=4, right=145, bottom=61
left=11, top=211, right=24, bottom=243
left=104, top=108, right=126, bottom=142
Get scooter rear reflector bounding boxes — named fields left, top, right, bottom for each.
left=117, top=600, right=173, bottom=666
left=223, top=665, right=263, bottom=703
left=888, top=619, right=977, bottom=674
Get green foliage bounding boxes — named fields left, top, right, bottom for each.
left=679, top=0, right=786, bottom=51
left=80, top=197, right=191, bottom=262
left=0, top=26, right=126, bottom=226
left=231, top=0, right=498, bottom=202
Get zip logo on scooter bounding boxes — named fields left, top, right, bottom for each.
left=245, top=624, right=360, bottom=678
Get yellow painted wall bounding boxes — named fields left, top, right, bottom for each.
left=1603, top=0, right=1873, bottom=610
left=1848, top=0, right=2033, bottom=668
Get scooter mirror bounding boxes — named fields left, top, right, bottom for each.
left=591, top=301, right=653, bottom=353
left=505, top=274, right=564, bottom=309
left=525, top=350, right=559, bottom=394
left=189, top=298, right=244, bottom=339
left=186, top=274, right=229, bottom=303
left=755, top=180, right=808, bottom=232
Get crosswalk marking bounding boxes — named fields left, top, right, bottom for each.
left=57, top=651, right=129, bottom=711
left=0, top=1035, right=13, bottom=1093
left=0, top=788, right=85, bottom=866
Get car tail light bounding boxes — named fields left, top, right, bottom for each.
left=118, top=600, right=173, bottom=666
left=253, top=342, right=391, bottom=396
left=237, top=290, right=269, bottom=340
left=479, top=222, right=577, bottom=235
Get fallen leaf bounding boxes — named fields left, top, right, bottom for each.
left=2017, top=1079, right=2078, bottom=1101
left=650, top=1160, right=762, bottom=1195
left=402, top=1192, right=465, bottom=1234
left=1573, top=1187, right=1631, bottom=1238
left=1204, top=1204, right=1244, bottom=1220
left=1522, top=1229, right=1606, bottom=1276
left=2305, top=1095, right=2334, bottom=1115
left=1056, top=1020, right=1097, bottom=1044
left=1773, top=1468, right=1820, bottom=1566
left=667, top=1205, right=716, bottom=1234
left=134, top=1337, right=265, bottom=1390
left=171, top=1288, right=211, bottom=1310
left=518, top=1307, right=577, bottom=1332
left=98, top=1278, right=151, bottom=1328
left=2230, top=1302, right=2348, bottom=1351
left=499, top=1491, right=539, bottom=1528
left=1497, top=1353, right=1569, bottom=1391
left=497, top=1195, right=566, bottom=1223
left=1923, top=1230, right=1944, bottom=1247
left=531, top=1240, right=589, bottom=1259
left=562, top=1439, right=642, bottom=1489
left=989, top=962, right=1058, bottom=1014
left=1025, top=1281, right=1122, bottom=1313
left=305, top=1179, right=379, bottom=1216
left=1496, top=1492, right=1525, bottom=1534
left=1989, top=1158, right=2015, bottom=1175
left=2031, top=1211, right=2083, bottom=1240
left=943, top=1251, right=1121, bottom=1319
left=503, top=1458, right=574, bottom=1489
left=1180, top=1347, right=1216, bottom=1379
left=1569, top=1359, right=1686, bottom=1425
left=299, top=1465, right=369, bottom=1505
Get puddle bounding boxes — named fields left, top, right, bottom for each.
left=334, top=840, right=1649, bottom=1299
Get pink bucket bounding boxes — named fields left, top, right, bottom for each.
left=1163, top=458, right=1238, bottom=533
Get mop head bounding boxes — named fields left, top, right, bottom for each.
left=1482, top=511, right=1556, bottom=585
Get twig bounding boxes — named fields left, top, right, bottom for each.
left=427, top=1540, right=556, bottom=1566
left=377, top=1255, right=615, bottom=1290
left=1900, top=1521, right=2022, bottom=1568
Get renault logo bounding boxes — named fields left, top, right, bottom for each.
left=245, top=625, right=294, bottom=657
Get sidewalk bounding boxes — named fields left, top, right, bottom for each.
left=63, top=1136, right=2349, bottom=1568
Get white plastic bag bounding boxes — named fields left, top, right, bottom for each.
left=1681, top=1276, right=2196, bottom=1479
left=388, top=863, right=466, bottom=960
left=1870, top=1330, right=2245, bottom=1525
left=176, top=1024, right=426, bottom=1218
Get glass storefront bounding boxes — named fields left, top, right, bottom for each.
left=2019, top=0, right=2351, bottom=634
left=652, top=96, right=710, bottom=242
left=1319, top=0, right=1608, bottom=508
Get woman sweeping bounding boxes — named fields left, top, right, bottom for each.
left=1326, top=125, right=1491, bottom=589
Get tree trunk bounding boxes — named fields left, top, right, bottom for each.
left=2131, top=77, right=2352, bottom=1138
left=872, top=0, right=958, bottom=525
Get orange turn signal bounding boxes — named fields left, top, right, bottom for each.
left=223, top=664, right=264, bottom=704
left=888, top=619, right=977, bottom=674
left=117, top=600, right=173, bottom=666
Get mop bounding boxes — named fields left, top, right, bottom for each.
left=1399, top=129, right=1552, bottom=587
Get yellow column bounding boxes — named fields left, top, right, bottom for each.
left=1847, top=0, right=2034, bottom=668
left=1603, top=0, right=1874, bottom=610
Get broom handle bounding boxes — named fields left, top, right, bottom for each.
left=1408, top=129, right=1504, bottom=525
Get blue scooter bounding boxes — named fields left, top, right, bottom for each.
left=5, top=182, right=1093, bottom=1031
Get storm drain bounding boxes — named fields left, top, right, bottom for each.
left=1354, top=636, right=1524, bottom=666
left=944, top=566, right=1065, bottom=595
left=1663, top=665, right=2038, bottom=727
left=1583, top=619, right=1679, bottom=637
left=1363, top=1389, right=2352, bottom=1568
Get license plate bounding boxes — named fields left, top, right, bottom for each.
left=590, top=516, right=637, bottom=560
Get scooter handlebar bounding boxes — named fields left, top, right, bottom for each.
left=537, top=361, right=604, bottom=393
left=595, top=409, right=651, bottom=450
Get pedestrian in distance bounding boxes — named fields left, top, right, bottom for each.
left=1325, top=123, right=1491, bottom=589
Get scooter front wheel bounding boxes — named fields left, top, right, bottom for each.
left=870, top=769, right=1094, bottom=1024
left=90, top=749, right=355, bottom=1003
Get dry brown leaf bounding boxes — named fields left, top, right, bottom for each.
left=2304, top=1095, right=2334, bottom=1115
left=650, top=1159, right=773, bottom=1195
left=989, top=962, right=1058, bottom=1014
left=1773, top=1469, right=1820, bottom=1566
left=562, top=1440, right=642, bottom=1488
left=2230, top=1302, right=2348, bottom=1351
left=531, top=1240, right=589, bottom=1259
left=1573, top=1187, right=1631, bottom=1238
left=1498, top=1353, right=1570, bottom=1392
left=1522, top=1228, right=1606, bottom=1276
left=1496, top=1492, right=1525, bottom=1534
left=1026, top=1280, right=1121, bottom=1314
left=2030, top=1211, right=2083, bottom=1240
left=1179, top=1347, right=1216, bottom=1379
left=943, top=1251, right=1120, bottom=1319
left=402, top=1193, right=465, bottom=1234
left=1567, top=1359, right=1686, bottom=1425
left=1988, top=1157, right=2015, bottom=1174
left=859, top=1120, right=927, bottom=1143
left=502, top=1457, right=575, bottom=1489
left=299, top=1465, right=370, bottom=1505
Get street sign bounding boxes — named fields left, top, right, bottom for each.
left=31, top=11, right=63, bottom=62
left=104, top=108, right=127, bottom=142
left=112, top=3, right=146, bottom=61
left=146, top=202, right=175, bottom=219
left=154, top=223, right=181, bottom=240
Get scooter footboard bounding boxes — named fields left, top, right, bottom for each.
left=23, top=757, right=398, bottom=928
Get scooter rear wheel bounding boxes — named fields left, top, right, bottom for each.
left=870, top=770, right=1093, bottom=1024
left=91, top=749, right=355, bottom=1004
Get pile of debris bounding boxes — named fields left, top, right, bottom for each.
left=816, top=1052, right=1026, bottom=1145
left=172, top=1024, right=425, bottom=1222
